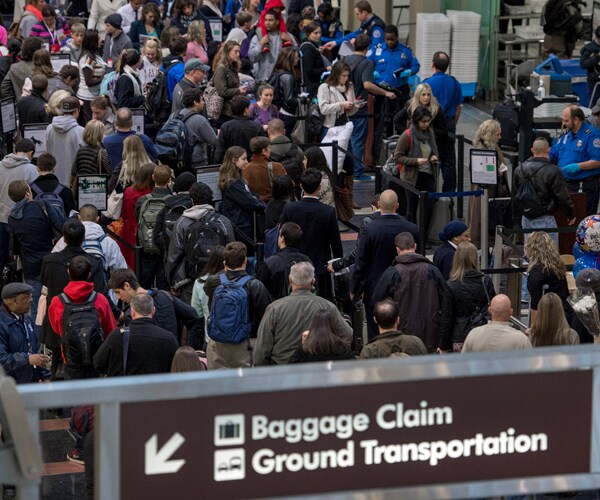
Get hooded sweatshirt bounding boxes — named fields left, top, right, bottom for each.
left=46, top=115, right=84, bottom=186
left=0, top=154, right=37, bottom=223
left=52, top=220, right=128, bottom=271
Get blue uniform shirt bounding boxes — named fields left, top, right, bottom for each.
left=550, top=122, right=600, bottom=167
left=369, top=43, right=420, bottom=88
left=423, top=72, right=463, bottom=118
left=336, top=15, right=385, bottom=50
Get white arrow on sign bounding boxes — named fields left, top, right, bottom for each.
left=145, top=433, right=186, bottom=475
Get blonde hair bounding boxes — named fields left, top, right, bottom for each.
left=83, top=120, right=105, bottom=148
left=118, top=136, right=153, bottom=187
left=70, top=22, right=85, bottom=35
left=449, top=241, right=479, bottom=282
left=218, top=146, right=246, bottom=191
left=410, top=83, right=439, bottom=120
left=142, top=37, right=163, bottom=65
left=474, top=119, right=501, bottom=149
left=524, top=232, right=566, bottom=279
left=530, top=292, right=572, bottom=346
left=45, top=89, right=71, bottom=117
left=187, top=20, right=206, bottom=44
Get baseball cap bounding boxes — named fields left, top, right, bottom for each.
left=60, top=96, right=81, bottom=113
left=185, top=58, right=210, bottom=73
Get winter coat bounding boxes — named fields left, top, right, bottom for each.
left=153, top=192, right=193, bottom=253
left=255, top=246, right=312, bottom=300
left=70, top=145, right=111, bottom=197
left=270, top=70, right=298, bottom=115
left=441, top=271, right=496, bottom=350
left=220, top=179, right=265, bottom=243
left=0, top=154, right=38, bottom=223
left=317, top=82, right=357, bottom=129
left=213, top=63, right=241, bottom=118
left=46, top=115, right=85, bottom=186
left=174, top=108, right=218, bottom=167
left=16, top=92, right=48, bottom=131
left=242, top=155, right=286, bottom=203
left=87, top=0, right=127, bottom=39
left=215, top=116, right=267, bottom=163
left=432, top=241, right=455, bottom=281
left=115, top=69, right=144, bottom=109
left=1, top=60, right=32, bottom=100
left=393, top=124, right=439, bottom=187
left=300, top=40, right=326, bottom=98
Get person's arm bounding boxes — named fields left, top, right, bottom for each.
left=1, top=72, right=14, bottom=101
left=198, top=117, right=218, bottom=147
left=0, top=328, right=36, bottom=375
left=129, top=21, right=141, bottom=50
left=372, top=267, right=398, bottom=305
left=171, top=294, right=202, bottom=335
left=351, top=228, right=370, bottom=295
left=409, top=50, right=420, bottom=76
left=93, top=331, right=115, bottom=374
left=47, top=296, right=63, bottom=337
left=165, top=221, right=186, bottom=288
left=81, top=65, right=104, bottom=88
left=392, top=131, right=420, bottom=166
left=88, top=0, right=98, bottom=29
left=549, top=165, right=576, bottom=220
left=317, top=84, right=345, bottom=116
left=253, top=305, right=275, bottom=366
left=61, top=186, right=76, bottom=215
left=363, top=80, right=395, bottom=99
left=454, top=105, right=462, bottom=124
left=248, top=34, right=264, bottom=63
left=227, top=181, right=266, bottom=211
left=580, top=43, right=600, bottom=70
left=142, top=136, right=158, bottom=161
left=323, top=27, right=360, bottom=48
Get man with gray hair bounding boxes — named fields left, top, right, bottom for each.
left=462, top=295, right=532, bottom=353
left=254, top=261, right=352, bottom=365
left=93, top=293, right=179, bottom=376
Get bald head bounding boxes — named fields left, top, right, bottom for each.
left=531, top=138, right=550, bottom=157
left=379, top=190, right=399, bottom=213
left=489, top=294, right=512, bottom=322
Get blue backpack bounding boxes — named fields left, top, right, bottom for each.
left=99, top=71, right=119, bottom=104
left=263, top=225, right=279, bottom=259
left=207, top=274, right=252, bottom=344
left=31, top=183, right=65, bottom=216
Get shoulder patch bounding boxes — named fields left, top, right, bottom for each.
left=594, top=138, right=600, bottom=147
left=372, top=28, right=383, bottom=39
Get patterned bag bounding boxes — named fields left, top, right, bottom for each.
left=203, top=79, right=224, bottom=121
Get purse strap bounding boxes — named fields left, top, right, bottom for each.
left=97, top=148, right=103, bottom=174
left=481, top=275, right=491, bottom=306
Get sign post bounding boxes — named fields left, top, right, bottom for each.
left=471, top=148, right=498, bottom=270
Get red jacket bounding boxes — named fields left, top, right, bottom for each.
left=48, top=281, right=116, bottom=343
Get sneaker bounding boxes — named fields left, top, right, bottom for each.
left=262, top=45, right=270, bottom=53
left=67, top=449, right=84, bottom=465
left=354, top=174, right=374, bottom=182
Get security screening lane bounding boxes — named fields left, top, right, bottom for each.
left=4, top=346, right=600, bottom=499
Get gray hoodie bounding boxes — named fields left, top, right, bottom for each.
left=0, top=154, right=38, bottom=223
left=46, top=115, right=84, bottom=186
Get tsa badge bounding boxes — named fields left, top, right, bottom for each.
left=577, top=140, right=583, bottom=147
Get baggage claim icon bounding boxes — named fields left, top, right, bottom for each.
left=214, top=415, right=246, bottom=482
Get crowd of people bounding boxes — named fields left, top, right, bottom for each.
left=0, top=2, right=596, bottom=492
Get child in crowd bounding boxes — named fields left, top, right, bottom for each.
left=60, top=22, right=85, bottom=63
left=139, top=37, right=162, bottom=88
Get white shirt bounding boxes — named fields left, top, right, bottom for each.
left=117, top=3, right=140, bottom=34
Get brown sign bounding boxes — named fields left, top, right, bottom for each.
left=120, top=370, right=592, bottom=499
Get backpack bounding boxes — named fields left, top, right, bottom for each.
left=183, top=213, right=230, bottom=276
left=514, top=164, right=546, bottom=220
left=31, top=183, right=65, bottom=216
left=154, top=112, right=198, bottom=172
left=8, top=10, right=35, bottom=40
left=59, top=291, right=104, bottom=370
left=81, top=234, right=109, bottom=279
left=138, top=194, right=170, bottom=254
left=203, top=78, right=224, bottom=121
left=273, top=251, right=308, bottom=299
left=161, top=202, right=188, bottom=254
left=383, top=130, right=410, bottom=177
left=207, top=274, right=252, bottom=344
left=145, top=63, right=176, bottom=124
left=270, top=143, right=300, bottom=179
left=263, top=225, right=279, bottom=259
left=99, top=71, right=119, bottom=104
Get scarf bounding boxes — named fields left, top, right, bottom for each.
left=202, top=0, right=222, bottom=17
left=25, top=4, right=42, bottom=20
left=408, top=124, right=438, bottom=160
left=123, top=65, right=142, bottom=96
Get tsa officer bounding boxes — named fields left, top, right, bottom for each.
left=550, top=105, right=600, bottom=215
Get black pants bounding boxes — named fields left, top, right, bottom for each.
left=439, top=117, right=457, bottom=192
left=139, top=251, right=168, bottom=290
left=567, top=178, right=600, bottom=216
left=405, top=172, right=435, bottom=234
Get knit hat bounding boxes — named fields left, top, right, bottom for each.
left=105, top=13, right=123, bottom=30
left=439, top=220, right=469, bottom=242
left=174, top=172, right=196, bottom=193
left=576, top=268, right=600, bottom=293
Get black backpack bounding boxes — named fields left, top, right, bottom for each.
left=184, top=213, right=229, bottom=275
left=514, top=164, right=546, bottom=220
left=160, top=202, right=189, bottom=254
left=273, top=251, right=310, bottom=299
left=271, top=143, right=301, bottom=182
left=145, top=62, right=177, bottom=124
left=492, top=100, right=519, bottom=151
left=59, top=292, right=104, bottom=370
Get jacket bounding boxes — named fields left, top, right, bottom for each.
left=0, top=154, right=38, bottom=223
left=580, top=39, right=600, bottom=82
left=17, top=92, right=48, bottom=131
left=270, top=70, right=298, bottom=115
left=129, top=19, right=163, bottom=50
left=29, top=18, right=70, bottom=52
left=93, top=317, right=179, bottom=376
left=115, top=70, right=144, bottom=109
left=432, top=241, right=455, bottom=281
left=40, top=245, right=108, bottom=347
left=242, top=155, right=286, bottom=203
left=8, top=199, right=66, bottom=280
left=317, top=82, right=357, bottom=129
left=279, top=197, right=343, bottom=275
left=204, top=269, right=272, bottom=339
left=300, top=40, right=326, bottom=98
left=373, top=253, right=447, bottom=352
left=0, top=303, right=48, bottom=384
left=393, top=124, right=439, bottom=187
left=1, top=60, right=31, bottom=100
left=171, top=76, right=197, bottom=114
left=249, top=29, right=297, bottom=83
left=102, top=31, right=133, bottom=63
left=87, top=0, right=127, bottom=38
left=359, top=330, right=428, bottom=359
left=71, top=146, right=111, bottom=193
left=269, top=135, right=304, bottom=187
left=166, top=204, right=235, bottom=291
left=213, top=63, right=241, bottom=118
left=171, top=10, right=213, bottom=41
left=220, top=179, right=265, bottom=243
left=332, top=212, right=380, bottom=272
left=46, top=115, right=85, bottom=186
left=513, top=156, right=575, bottom=220
left=254, top=288, right=352, bottom=366
left=104, top=130, right=158, bottom=178
left=52, top=221, right=128, bottom=271
left=256, top=246, right=312, bottom=300
left=30, top=174, right=76, bottom=216
left=441, top=271, right=496, bottom=350
left=215, top=116, right=267, bottom=163
left=173, top=108, right=218, bottom=167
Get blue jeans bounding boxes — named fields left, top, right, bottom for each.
left=521, top=214, right=558, bottom=301
left=25, top=277, right=42, bottom=323
left=350, top=116, right=369, bottom=177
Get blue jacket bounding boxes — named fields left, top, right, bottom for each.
left=104, top=130, right=158, bottom=176
left=0, top=304, right=48, bottom=383
left=550, top=122, right=600, bottom=179
left=370, top=43, right=420, bottom=88
left=423, top=72, right=463, bottom=118
left=335, top=14, right=385, bottom=50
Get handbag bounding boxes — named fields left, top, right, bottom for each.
left=306, top=99, right=324, bottom=137
left=462, top=276, right=492, bottom=336
left=203, top=78, right=224, bottom=121
left=334, top=185, right=354, bottom=222
left=103, top=183, right=124, bottom=220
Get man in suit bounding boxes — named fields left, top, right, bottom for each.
left=280, top=168, right=342, bottom=300
left=351, top=189, right=418, bottom=339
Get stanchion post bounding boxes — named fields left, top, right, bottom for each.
left=481, top=187, right=489, bottom=270
left=457, top=134, right=465, bottom=219
left=375, top=166, right=382, bottom=193
left=135, top=245, right=143, bottom=280
left=492, top=225, right=504, bottom=293
left=332, top=140, right=339, bottom=177
left=506, top=257, right=523, bottom=319
left=419, top=191, right=427, bottom=255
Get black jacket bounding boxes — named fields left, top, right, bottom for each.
left=40, top=246, right=107, bottom=347
left=215, top=116, right=267, bottom=163
left=300, top=40, right=326, bottom=98
left=271, top=70, right=298, bottom=115
left=93, top=317, right=179, bottom=376
left=332, top=212, right=380, bottom=272
left=121, top=288, right=202, bottom=345
left=205, top=270, right=272, bottom=338
left=352, top=214, right=418, bottom=300
left=280, top=197, right=342, bottom=276
left=30, top=174, right=76, bottom=216
left=220, top=179, right=265, bottom=243
left=153, top=192, right=193, bottom=254
left=580, top=39, right=600, bottom=82
left=256, top=246, right=312, bottom=300
left=441, top=271, right=496, bottom=350
left=513, top=156, right=575, bottom=220
left=115, top=73, right=144, bottom=109
left=432, top=241, right=455, bottom=281
left=17, top=92, right=48, bottom=132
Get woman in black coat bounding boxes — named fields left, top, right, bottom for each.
left=441, top=242, right=496, bottom=353
left=300, top=21, right=329, bottom=98
left=269, top=47, right=300, bottom=134
left=114, top=49, right=145, bottom=110
left=433, top=220, right=471, bottom=281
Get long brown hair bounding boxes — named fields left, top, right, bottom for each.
left=530, top=292, right=572, bottom=346
left=303, top=309, right=349, bottom=356
left=219, top=40, right=241, bottom=72
left=325, top=61, right=351, bottom=91
left=449, top=241, right=479, bottom=282
left=218, top=146, right=246, bottom=190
